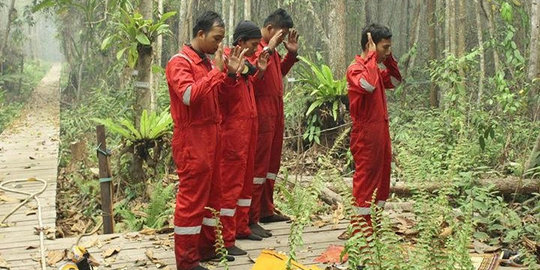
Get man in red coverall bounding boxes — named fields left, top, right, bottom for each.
left=218, top=20, right=271, bottom=256
left=165, top=11, right=247, bottom=270
left=248, top=8, right=299, bottom=238
left=343, top=23, right=402, bottom=239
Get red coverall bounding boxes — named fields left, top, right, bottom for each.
left=249, top=40, right=297, bottom=224
left=346, top=51, right=401, bottom=226
left=218, top=48, right=259, bottom=247
left=166, top=45, right=235, bottom=270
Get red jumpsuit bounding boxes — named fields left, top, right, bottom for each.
left=166, top=45, right=235, bottom=270
left=249, top=40, right=297, bottom=224
left=218, top=48, right=259, bottom=247
left=346, top=51, right=401, bottom=226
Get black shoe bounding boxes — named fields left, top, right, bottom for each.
left=260, top=214, right=290, bottom=223
left=200, top=251, right=235, bottom=262
left=249, top=223, right=272, bottom=238
left=190, top=266, right=209, bottom=270
left=357, top=266, right=365, bottom=270
left=226, top=245, right=247, bottom=256
left=236, top=233, right=263, bottom=241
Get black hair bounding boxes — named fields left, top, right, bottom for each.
left=360, top=23, right=392, bottom=50
left=192, top=11, right=225, bottom=38
left=233, top=20, right=262, bottom=46
left=263, top=8, right=294, bottom=28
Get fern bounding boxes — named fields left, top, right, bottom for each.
left=92, top=108, right=172, bottom=143
left=145, top=182, right=175, bottom=229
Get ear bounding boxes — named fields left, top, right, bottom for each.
left=265, top=24, right=274, bottom=33
left=196, top=29, right=206, bottom=38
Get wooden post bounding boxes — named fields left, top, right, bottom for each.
left=96, top=125, right=114, bottom=234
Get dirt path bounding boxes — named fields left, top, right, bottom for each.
left=0, top=63, right=61, bottom=269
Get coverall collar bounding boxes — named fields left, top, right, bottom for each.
left=184, top=44, right=209, bottom=65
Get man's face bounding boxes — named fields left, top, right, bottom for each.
left=375, top=38, right=392, bottom=63
left=238, top=38, right=261, bottom=57
left=199, top=24, right=225, bottom=54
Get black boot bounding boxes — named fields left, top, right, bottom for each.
left=200, top=250, right=235, bottom=262
left=190, top=266, right=209, bottom=270
left=260, top=213, right=290, bottom=223
left=226, top=245, right=247, bottom=256
left=236, top=233, right=263, bottom=241
left=249, top=223, right=272, bottom=238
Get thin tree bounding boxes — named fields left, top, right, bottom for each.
left=528, top=0, right=539, bottom=119
left=0, top=0, right=16, bottom=71
left=475, top=0, right=486, bottom=104
left=528, top=0, right=539, bottom=81
left=328, top=0, right=346, bottom=78
left=228, top=0, right=236, bottom=45
left=481, top=0, right=500, bottom=72
left=427, top=0, right=439, bottom=107
left=178, top=0, right=194, bottom=48
left=244, top=0, right=251, bottom=20
left=154, top=0, right=164, bottom=100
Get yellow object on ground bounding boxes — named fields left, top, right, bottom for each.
left=252, top=250, right=323, bottom=270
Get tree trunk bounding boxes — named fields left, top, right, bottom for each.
left=525, top=133, right=540, bottom=172
left=482, top=0, right=500, bottom=72
left=456, top=0, right=466, bottom=57
left=334, top=177, right=540, bottom=197
left=303, top=0, right=330, bottom=49
left=244, top=0, right=251, bottom=20
left=444, top=0, right=451, bottom=56
left=475, top=0, right=486, bottom=105
left=449, top=0, right=457, bottom=55
left=328, top=0, right=346, bottom=78
left=403, top=0, right=422, bottom=78
left=0, top=0, right=16, bottom=66
left=528, top=0, right=540, bottom=81
left=153, top=0, right=164, bottom=109
left=228, top=0, right=236, bottom=45
left=427, top=0, right=439, bottom=107
left=134, top=0, right=154, bottom=125
left=178, top=0, right=194, bottom=48
left=528, top=0, right=540, bottom=120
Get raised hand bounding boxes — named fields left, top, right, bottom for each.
left=257, top=50, right=270, bottom=72
left=284, top=29, right=299, bottom=54
left=366, top=32, right=376, bottom=52
left=268, top=29, right=285, bottom=51
left=227, top=45, right=249, bottom=74
left=214, top=43, right=225, bottom=72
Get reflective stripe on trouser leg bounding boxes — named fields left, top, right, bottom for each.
left=220, top=118, right=253, bottom=247
left=261, top=112, right=284, bottom=218
left=220, top=207, right=237, bottom=247
left=199, top=129, right=222, bottom=256
left=251, top=114, right=275, bottom=224
left=173, top=125, right=217, bottom=270
left=350, top=123, right=389, bottom=234
left=237, top=118, right=256, bottom=237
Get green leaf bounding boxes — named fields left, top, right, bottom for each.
left=306, top=100, right=323, bottom=116
left=101, top=36, right=114, bottom=50
left=32, top=0, right=56, bottom=12
left=136, top=33, right=151, bottom=45
left=332, top=100, right=339, bottom=121
left=116, top=47, right=128, bottom=60
left=121, top=119, right=142, bottom=140
left=159, top=11, right=177, bottom=22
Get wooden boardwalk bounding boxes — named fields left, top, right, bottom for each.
left=0, top=64, right=61, bottom=269
left=2, top=220, right=347, bottom=270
